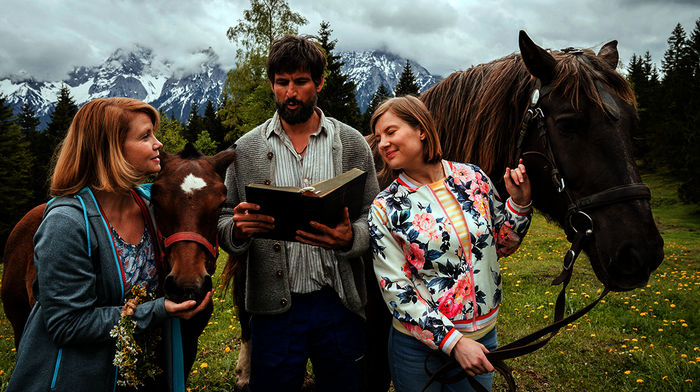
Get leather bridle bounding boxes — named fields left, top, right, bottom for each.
left=158, top=230, right=220, bottom=274
left=422, top=50, right=652, bottom=392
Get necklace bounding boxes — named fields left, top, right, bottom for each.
left=295, top=143, right=308, bottom=155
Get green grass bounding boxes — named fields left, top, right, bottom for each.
left=493, top=172, right=699, bottom=391
left=1, top=171, right=698, bottom=391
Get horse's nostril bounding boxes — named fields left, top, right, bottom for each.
left=608, top=243, right=650, bottom=289
left=163, top=275, right=183, bottom=298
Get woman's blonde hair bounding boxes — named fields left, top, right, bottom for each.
left=50, top=97, right=160, bottom=196
left=370, top=95, right=442, bottom=180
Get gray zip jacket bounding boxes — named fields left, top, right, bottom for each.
left=217, top=115, right=380, bottom=318
left=7, top=187, right=178, bottom=392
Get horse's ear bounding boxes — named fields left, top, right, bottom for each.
left=597, top=40, right=619, bottom=70
left=209, top=149, right=236, bottom=179
left=159, top=150, right=173, bottom=169
left=519, top=30, right=556, bottom=84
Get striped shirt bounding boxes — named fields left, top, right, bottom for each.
left=265, top=109, right=345, bottom=296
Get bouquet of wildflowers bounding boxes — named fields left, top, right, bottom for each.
left=110, top=285, right=162, bottom=388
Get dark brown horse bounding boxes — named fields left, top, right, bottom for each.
left=420, top=31, right=664, bottom=290
left=1, top=144, right=236, bottom=381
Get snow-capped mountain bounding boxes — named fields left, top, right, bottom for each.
left=0, top=47, right=442, bottom=126
left=340, top=50, right=441, bottom=112
left=1, top=45, right=226, bottom=125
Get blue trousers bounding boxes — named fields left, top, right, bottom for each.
left=388, top=326, right=498, bottom=392
left=249, top=287, right=366, bottom=392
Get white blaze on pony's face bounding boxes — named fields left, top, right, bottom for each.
left=180, top=173, right=207, bottom=194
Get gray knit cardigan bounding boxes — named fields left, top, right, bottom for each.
left=217, top=115, right=380, bottom=318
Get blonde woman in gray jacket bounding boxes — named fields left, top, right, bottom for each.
left=7, top=98, right=210, bottom=392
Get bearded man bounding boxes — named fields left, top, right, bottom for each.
left=217, top=35, right=379, bottom=392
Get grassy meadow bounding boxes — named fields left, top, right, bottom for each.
left=0, top=171, right=698, bottom=391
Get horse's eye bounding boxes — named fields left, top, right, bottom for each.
left=555, top=115, right=584, bottom=134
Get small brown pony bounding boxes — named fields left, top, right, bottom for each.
left=1, top=144, right=235, bottom=380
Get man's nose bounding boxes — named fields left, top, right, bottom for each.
left=286, top=85, right=297, bottom=98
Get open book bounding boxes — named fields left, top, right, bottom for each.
left=245, top=168, right=367, bottom=241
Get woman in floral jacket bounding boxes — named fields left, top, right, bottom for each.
left=368, top=96, right=532, bottom=392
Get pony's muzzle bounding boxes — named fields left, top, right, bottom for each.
left=163, top=273, right=212, bottom=305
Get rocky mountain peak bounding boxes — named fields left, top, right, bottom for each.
left=1, top=46, right=443, bottom=126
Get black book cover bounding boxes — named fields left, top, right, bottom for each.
left=244, top=168, right=367, bottom=241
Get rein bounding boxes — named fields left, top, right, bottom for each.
left=422, top=52, right=651, bottom=391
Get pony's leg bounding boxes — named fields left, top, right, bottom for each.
left=234, top=338, right=251, bottom=391
left=232, top=254, right=252, bottom=391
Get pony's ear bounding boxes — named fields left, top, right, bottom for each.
left=159, top=150, right=173, bottom=169
left=598, top=40, right=619, bottom=70
left=519, top=30, right=556, bottom=84
left=209, top=149, right=236, bottom=179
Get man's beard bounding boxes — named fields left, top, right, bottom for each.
left=276, top=94, right=317, bottom=125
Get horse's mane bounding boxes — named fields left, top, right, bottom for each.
left=420, top=49, right=635, bottom=178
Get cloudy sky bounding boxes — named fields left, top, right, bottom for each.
left=1, top=0, right=699, bottom=81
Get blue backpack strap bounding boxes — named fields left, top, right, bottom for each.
left=164, top=319, right=186, bottom=392
left=135, top=183, right=152, bottom=200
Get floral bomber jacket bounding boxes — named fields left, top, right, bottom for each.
left=368, top=161, right=532, bottom=354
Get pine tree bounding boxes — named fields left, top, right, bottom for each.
left=363, top=83, right=391, bottom=134
left=156, top=112, right=187, bottom=154
left=627, top=52, right=662, bottom=162
left=654, top=20, right=700, bottom=203
left=30, top=86, right=78, bottom=202
left=690, top=19, right=700, bottom=81
left=316, top=21, right=362, bottom=130
left=220, top=0, right=307, bottom=141
left=677, top=18, right=700, bottom=202
left=17, top=103, right=40, bottom=135
left=184, top=102, right=204, bottom=142
left=661, top=25, right=693, bottom=148
left=17, top=103, right=41, bottom=166
left=0, top=95, right=34, bottom=248
left=394, top=60, right=420, bottom=97
left=203, top=100, right=226, bottom=150
left=194, top=130, right=219, bottom=156
left=46, top=85, right=78, bottom=141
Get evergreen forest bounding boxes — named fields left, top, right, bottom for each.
left=1, top=9, right=699, bottom=254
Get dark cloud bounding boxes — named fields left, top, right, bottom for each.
left=1, top=0, right=698, bottom=81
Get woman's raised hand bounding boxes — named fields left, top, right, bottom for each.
left=504, top=159, right=531, bottom=207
